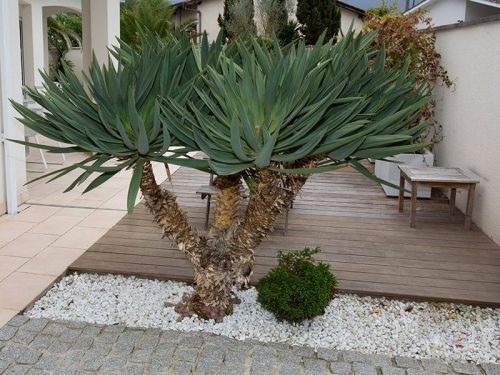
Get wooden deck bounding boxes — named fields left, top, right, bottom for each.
left=69, top=165, right=500, bottom=306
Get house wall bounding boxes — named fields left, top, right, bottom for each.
left=0, top=1, right=28, bottom=214
left=197, top=0, right=224, bottom=41
left=433, top=17, right=500, bottom=244
left=65, top=47, right=84, bottom=82
left=420, top=0, right=467, bottom=27
left=465, top=1, right=500, bottom=21
left=0, top=72, right=5, bottom=214
left=340, top=7, right=363, bottom=35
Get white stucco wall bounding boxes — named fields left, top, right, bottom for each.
left=0, top=73, right=5, bottom=214
left=340, top=7, right=363, bottom=35
left=197, top=0, right=224, bottom=40
left=0, top=1, right=28, bottom=214
left=417, top=0, right=467, bottom=27
left=465, top=1, right=500, bottom=21
left=65, top=47, right=84, bottom=82
left=433, top=19, right=500, bottom=244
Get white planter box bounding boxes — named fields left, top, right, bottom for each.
left=374, top=150, right=435, bottom=198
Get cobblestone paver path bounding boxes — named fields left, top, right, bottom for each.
left=0, top=317, right=498, bottom=375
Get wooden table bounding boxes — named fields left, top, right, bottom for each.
left=398, top=166, right=480, bottom=229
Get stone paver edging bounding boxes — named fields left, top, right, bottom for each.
left=0, top=316, right=498, bottom=375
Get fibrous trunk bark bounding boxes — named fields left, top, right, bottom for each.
left=140, top=162, right=243, bottom=321
left=175, top=174, right=244, bottom=322
left=139, top=160, right=312, bottom=321
left=232, top=165, right=312, bottom=286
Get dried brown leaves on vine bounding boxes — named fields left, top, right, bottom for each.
left=363, top=10, right=454, bottom=149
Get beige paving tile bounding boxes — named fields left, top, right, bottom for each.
left=26, top=182, right=62, bottom=199
left=51, top=226, right=108, bottom=250
left=30, top=215, right=83, bottom=236
left=17, top=246, right=85, bottom=276
left=27, top=190, right=81, bottom=206
left=67, top=198, right=107, bottom=209
left=0, top=272, right=56, bottom=310
left=73, top=186, right=121, bottom=202
left=100, top=190, right=139, bottom=210
left=79, top=210, right=126, bottom=229
left=99, top=192, right=128, bottom=210
left=0, top=308, right=18, bottom=329
left=0, top=256, right=27, bottom=281
left=6, top=205, right=60, bottom=223
left=0, top=221, right=36, bottom=242
left=57, top=207, right=95, bottom=218
left=0, top=233, right=58, bottom=258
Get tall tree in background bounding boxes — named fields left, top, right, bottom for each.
left=218, top=0, right=235, bottom=40
left=256, top=0, right=288, bottom=37
left=296, top=0, right=341, bottom=45
left=120, top=0, right=175, bottom=49
left=218, top=0, right=256, bottom=40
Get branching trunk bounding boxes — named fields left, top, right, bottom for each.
left=232, top=166, right=311, bottom=285
left=140, top=161, right=200, bottom=262
left=140, top=163, right=242, bottom=321
left=205, top=174, right=243, bottom=259
left=175, top=175, right=244, bottom=322
left=139, top=160, right=314, bottom=321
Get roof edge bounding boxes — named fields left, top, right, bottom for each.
left=433, top=11, right=500, bottom=30
left=469, top=0, right=500, bottom=8
left=404, top=0, right=435, bottom=14
left=337, top=1, right=365, bottom=16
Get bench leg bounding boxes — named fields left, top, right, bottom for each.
left=398, top=173, right=405, bottom=213
left=464, top=184, right=475, bottom=230
left=283, top=209, right=289, bottom=236
left=410, top=182, right=417, bottom=228
left=204, top=195, right=211, bottom=230
left=449, top=188, right=456, bottom=216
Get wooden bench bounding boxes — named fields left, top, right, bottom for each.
left=398, top=166, right=480, bottom=229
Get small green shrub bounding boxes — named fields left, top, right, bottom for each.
left=257, top=247, right=337, bottom=322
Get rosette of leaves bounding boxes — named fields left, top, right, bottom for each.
left=12, top=30, right=430, bottom=322
left=12, top=33, right=221, bottom=213
left=165, top=32, right=430, bottom=177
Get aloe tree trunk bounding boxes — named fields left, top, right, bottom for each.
left=140, top=161, right=310, bottom=321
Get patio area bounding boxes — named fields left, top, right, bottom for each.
left=69, top=162, right=500, bottom=307
left=0, top=147, right=174, bottom=327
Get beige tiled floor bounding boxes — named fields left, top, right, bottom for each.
left=0, top=146, right=175, bottom=328
left=0, top=272, right=57, bottom=310
left=18, top=246, right=86, bottom=276
left=0, top=233, right=59, bottom=258
left=52, top=226, right=109, bottom=249
left=0, top=256, right=27, bottom=281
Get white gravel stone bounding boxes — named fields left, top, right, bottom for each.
left=26, top=273, right=500, bottom=364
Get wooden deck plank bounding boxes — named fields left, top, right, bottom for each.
left=69, top=165, right=500, bottom=306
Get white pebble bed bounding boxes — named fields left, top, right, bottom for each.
left=26, top=273, right=500, bottom=364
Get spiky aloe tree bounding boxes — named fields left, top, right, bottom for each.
left=12, top=31, right=429, bottom=321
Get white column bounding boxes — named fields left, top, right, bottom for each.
left=21, top=2, right=46, bottom=88
left=0, top=0, right=28, bottom=214
left=82, top=0, right=120, bottom=72
left=43, top=8, right=49, bottom=74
